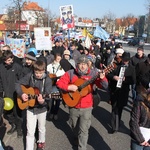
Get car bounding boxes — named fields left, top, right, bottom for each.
left=128, top=37, right=145, bottom=46
left=0, top=40, right=4, bottom=46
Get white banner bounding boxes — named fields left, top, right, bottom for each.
left=34, top=27, right=52, bottom=50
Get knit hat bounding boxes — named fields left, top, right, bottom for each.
left=63, top=50, right=70, bottom=56
left=121, top=52, right=130, bottom=61
left=87, top=55, right=94, bottom=63
left=25, top=51, right=37, bottom=61
left=77, top=55, right=89, bottom=64
left=115, top=48, right=124, bottom=54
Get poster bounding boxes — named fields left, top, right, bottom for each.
left=34, top=27, right=52, bottom=50
left=5, top=38, right=25, bottom=58
left=60, top=5, right=75, bottom=30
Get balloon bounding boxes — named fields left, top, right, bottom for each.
left=4, top=97, right=14, bottom=111
left=28, top=48, right=37, bottom=56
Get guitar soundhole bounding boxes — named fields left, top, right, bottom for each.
left=28, top=95, right=31, bottom=100
left=68, top=92, right=73, bottom=100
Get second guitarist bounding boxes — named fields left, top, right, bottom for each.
left=15, top=60, right=52, bottom=150
left=56, top=55, right=108, bottom=150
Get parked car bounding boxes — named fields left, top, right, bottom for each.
left=128, top=37, right=145, bottom=46
left=0, top=40, right=4, bottom=46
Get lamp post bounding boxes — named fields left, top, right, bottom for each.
left=147, top=5, right=150, bottom=43
left=48, top=0, right=50, bottom=27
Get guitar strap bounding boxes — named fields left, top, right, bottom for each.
left=31, top=74, right=46, bottom=94
left=52, top=63, right=61, bottom=74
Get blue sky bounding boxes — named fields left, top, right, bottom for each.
left=0, top=0, right=148, bottom=18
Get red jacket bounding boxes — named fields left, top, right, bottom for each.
left=56, top=68, right=108, bottom=108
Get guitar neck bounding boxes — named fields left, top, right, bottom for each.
left=28, top=93, right=60, bottom=99
left=78, top=73, right=99, bottom=91
left=78, top=64, right=114, bottom=91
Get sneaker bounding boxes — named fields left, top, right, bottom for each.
left=49, top=114, right=53, bottom=119
left=37, top=142, right=45, bottom=150
left=53, top=114, right=58, bottom=120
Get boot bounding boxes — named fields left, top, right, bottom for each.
left=7, top=124, right=16, bottom=135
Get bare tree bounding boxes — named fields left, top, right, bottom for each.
left=6, top=0, right=25, bottom=34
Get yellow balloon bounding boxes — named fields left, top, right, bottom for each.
left=4, top=97, right=14, bottom=111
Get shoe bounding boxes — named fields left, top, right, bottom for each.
left=111, top=129, right=118, bottom=134
left=73, top=137, right=78, bottom=146
left=37, top=142, right=45, bottom=150
left=53, top=115, right=58, bottom=120
left=7, top=124, right=16, bottom=135
left=17, top=129, right=23, bottom=138
left=0, top=122, right=6, bottom=128
left=49, top=114, right=53, bottom=119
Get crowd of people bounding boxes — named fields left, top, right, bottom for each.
left=0, top=37, right=149, bottom=150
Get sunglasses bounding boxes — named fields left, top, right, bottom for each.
left=62, top=11, right=72, bottom=15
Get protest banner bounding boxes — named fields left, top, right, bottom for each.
left=34, top=27, right=52, bottom=50
left=5, top=37, right=25, bottom=58
left=60, top=5, right=75, bottom=30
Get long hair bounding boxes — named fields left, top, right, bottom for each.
left=138, top=86, right=150, bottom=117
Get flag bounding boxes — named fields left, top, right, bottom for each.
left=82, top=28, right=87, bottom=37
left=82, top=28, right=93, bottom=39
left=94, top=26, right=109, bottom=40
left=85, top=34, right=91, bottom=49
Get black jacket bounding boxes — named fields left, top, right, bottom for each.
left=0, top=62, right=22, bottom=98
left=130, top=53, right=147, bottom=67
left=141, top=71, right=150, bottom=89
left=107, top=62, right=136, bottom=106
left=135, top=59, right=150, bottom=86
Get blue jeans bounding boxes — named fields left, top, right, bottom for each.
left=131, top=140, right=150, bottom=150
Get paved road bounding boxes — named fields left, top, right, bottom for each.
left=123, top=43, right=150, bottom=56
left=1, top=98, right=132, bottom=150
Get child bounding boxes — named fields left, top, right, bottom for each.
left=22, top=51, right=37, bottom=77
left=0, top=50, right=22, bottom=137
left=15, top=60, right=52, bottom=150
left=47, top=53, right=65, bottom=120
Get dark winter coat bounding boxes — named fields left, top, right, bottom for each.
left=130, top=53, right=147, bottom=67
left=107, top=62, right=136, bottom=107
left=135, top=59, right=150, bottom=86
left=141, top=71, right=150, bottom=89
left=0, top=62, right=22, bottom=99
left=51, top=46, right=65, bottom=57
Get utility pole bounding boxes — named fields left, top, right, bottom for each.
left=48, top=0, right=50, bottom=27
left=147, top=5, right=150, bottom=43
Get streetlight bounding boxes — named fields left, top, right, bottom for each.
left=48, top=0, right=50, bottom=27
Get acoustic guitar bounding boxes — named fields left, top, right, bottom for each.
left=61, top=64, right=115, bottom=107
left=17, top=85, right=61, bottom=110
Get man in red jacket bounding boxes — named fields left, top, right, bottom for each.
left=56, top=55, right=108, bottom=150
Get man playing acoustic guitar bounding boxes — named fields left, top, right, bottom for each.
left=15, top=60, right=52, bottom=150
left=56, top=55, right=108, bottom=150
